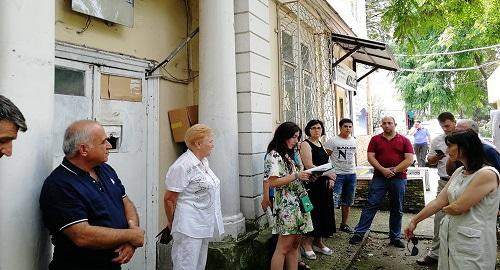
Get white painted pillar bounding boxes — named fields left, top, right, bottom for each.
left=234, top=0, right=273, bottom=222
left=0, top=2, right=54, bottom=269
left=199, top=0, right=245, bottom=239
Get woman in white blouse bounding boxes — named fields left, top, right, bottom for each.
left=164, top=124, right=224, bottom=270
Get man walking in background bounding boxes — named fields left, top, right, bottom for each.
left=349, top=116, right=414, bottom=247
left=0, top=95, right=27, bottom=158
left=416, top=112, right=456, bottom=266
left=325, top=118, right=357, bottom=233
left=409, top=120, right=430, bottom=167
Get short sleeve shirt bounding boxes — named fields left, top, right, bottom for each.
left=367, top=133, right=414, bottom=179
left=165, top=149, right=224, bottom=238
left=325, top=136, right=357, bottom=174
left=413, top=128, right=430, bottom=145
left=39, top=158, right=128, bottom=267
left=483, top=143, right=500, bottom=172
left=429, top=134, right=449, bottom=178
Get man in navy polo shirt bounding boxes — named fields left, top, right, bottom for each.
left=349, top=116, right=414, bottom=247
left=40, top=120, right=144, bottom=270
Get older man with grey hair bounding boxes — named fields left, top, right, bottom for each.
left=447, top=119, right=500, bottom=174
left=0, top=95, right=27, bottom=158
left=40, top=120, right=144, bottom=270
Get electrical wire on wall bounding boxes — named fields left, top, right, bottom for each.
left=77, top=15, right=91, bottom=34
left=146, top=27, right=199, bottom=83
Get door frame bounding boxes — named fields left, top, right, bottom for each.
left=55, top=41, right=159, bottom=270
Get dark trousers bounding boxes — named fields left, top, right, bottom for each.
left=414, top=143, right=428, bottom=167
left=353, top=176, right=407, bottom=240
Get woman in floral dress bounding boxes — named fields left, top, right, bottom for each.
left=264, top=122, right=314, bottom=270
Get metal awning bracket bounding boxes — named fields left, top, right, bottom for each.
left=357, top=67, right=378, bottom=82
left=332, top=44, right=361, bottom=68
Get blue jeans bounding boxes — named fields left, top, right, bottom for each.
left=353, top=175, right=406, bottom=240
left=333, top=174, right=357, bottom=207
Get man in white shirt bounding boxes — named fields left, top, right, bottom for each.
left=416, top=112, right=456, bottom=266
left=325, top=118, right=357, bottom=233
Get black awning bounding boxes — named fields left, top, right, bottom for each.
left=331, top=33, right=398, bottom=81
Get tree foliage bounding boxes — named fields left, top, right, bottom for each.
left=367, top=0, right=500, bottom=120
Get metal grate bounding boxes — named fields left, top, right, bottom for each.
left=278, top=2, right=336, bottom=139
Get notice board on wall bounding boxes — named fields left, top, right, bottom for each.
left=101, top=74, right=142, bottom=102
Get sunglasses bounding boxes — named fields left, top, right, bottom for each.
left=405, top=236, right=419, bottom=256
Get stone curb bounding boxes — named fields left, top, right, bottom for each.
left=343, top=230, right=371, bottom=270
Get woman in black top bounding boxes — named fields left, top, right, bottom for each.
left=299, top=119, right=336, bottom=259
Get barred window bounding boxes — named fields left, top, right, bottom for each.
left=278, top=3, right=336, bottom=139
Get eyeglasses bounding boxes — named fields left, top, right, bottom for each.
left=310, top=127, right=322, bottom=130
left=406, top=236, right=419, bottom=256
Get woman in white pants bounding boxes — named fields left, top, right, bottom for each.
left=164, top=124, right=224, bottom=270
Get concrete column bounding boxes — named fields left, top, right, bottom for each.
left=0, top=1, right=54, bottom=269
left=199, top=0, right=245, bottom=239
left=234, top=0, right=273, bottom=223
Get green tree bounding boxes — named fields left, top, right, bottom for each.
left=371, top=0, right=500, bottom=120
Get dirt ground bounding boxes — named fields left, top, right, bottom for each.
left=347, top=232, right=435, bottom=270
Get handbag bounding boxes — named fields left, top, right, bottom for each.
left=298, top=191, right=314, bottom=213
left=156, top=226, right=173, bottom=244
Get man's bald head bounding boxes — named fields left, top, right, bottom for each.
left=381, top=116, right=396, bottom=124
left=62, top=120, right=102, bottom=158
left=455, top=119, right=479, bottom=133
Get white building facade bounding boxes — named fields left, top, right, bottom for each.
left=0, top=0, right=384, bottom=268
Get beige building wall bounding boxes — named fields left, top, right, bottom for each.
left=55, top=0, right=192, bottom=228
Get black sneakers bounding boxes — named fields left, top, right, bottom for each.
left=349, top=234, right=363, bottom=245
left=416, top=255, right=438, bottom=266
left=339, top=224, right=354, bottom=233
left=389, top=239, right=405, bottom=248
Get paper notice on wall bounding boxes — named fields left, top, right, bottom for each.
left=101, top=74, right=142, bottom=102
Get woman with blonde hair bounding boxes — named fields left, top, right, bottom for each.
left=164, top=124, right=224, bottom=270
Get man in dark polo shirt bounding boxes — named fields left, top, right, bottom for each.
left=40, top=120, right=144, bottom=270
left=349, top=116, right=414, bottom=247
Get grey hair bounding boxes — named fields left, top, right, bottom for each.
left=63, top=120, right=99, bottom=158
left=0, top=95, right=27, bottom=132
left=456, top=119, right=479, bottom=133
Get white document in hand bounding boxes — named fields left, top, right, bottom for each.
left=305, top=163, right=334, bottom=175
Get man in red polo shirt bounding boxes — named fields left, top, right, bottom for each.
left=349, top=116, right=414, bottom=247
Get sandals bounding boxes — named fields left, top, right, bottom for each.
left=300, top=246, right=317, bottom=260
left=298, top=261, right=311, bottom=270
left=312, top=245, right=333, bottom=256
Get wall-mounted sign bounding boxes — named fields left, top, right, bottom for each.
left=334, top=63, right=357, bottom=92
left=72, top=0, right=134, bottom=27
